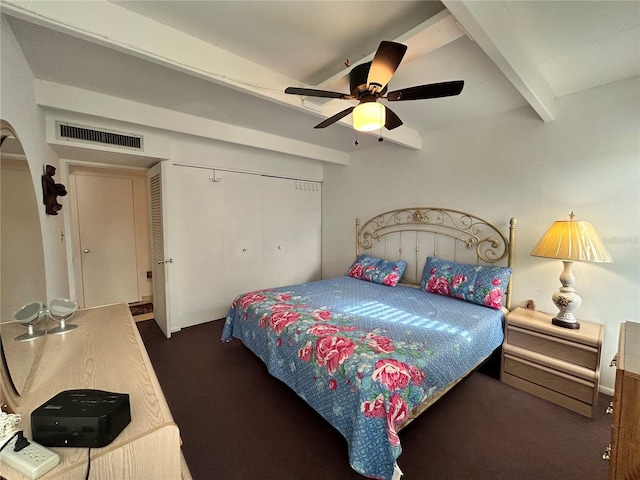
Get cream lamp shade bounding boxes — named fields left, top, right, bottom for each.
left=530, top=213, right=612, bottom=329
left=353, top=101, right=385, bottom=132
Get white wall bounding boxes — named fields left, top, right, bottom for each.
left=0, top=16, right=69, bottom=303
left=322, top=76, right=640, bottom=392
left=168, top=133, right=323, bottom=181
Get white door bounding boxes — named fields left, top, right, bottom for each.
left=75, top=174, right=139, bottom=307
left=148, top=162, right=171, bottom=338
left=222, top=171, right=264, bottom=305
left=262, top=177, right=322, bottom=287
left=168, top=165, right=227, bottom=327
left=261, top=176, right=292, bottom=288
left=287, top=179, right=322, bottom=285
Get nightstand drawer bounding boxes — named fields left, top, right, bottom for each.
left=501, top=307, right=603, bottom=417
left=503, top=354, right=594, bottom=404
left=507, top=324, right=599, bottom=370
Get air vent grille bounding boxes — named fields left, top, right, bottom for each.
left=58, top=123, right=142, bottom=149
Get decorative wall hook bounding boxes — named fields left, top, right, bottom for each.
left=42, top=164, right=67, bottom=215
left=209, top=170, right=221, bottom=183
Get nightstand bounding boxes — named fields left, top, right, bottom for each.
left=501, top=306, right=603, bottom=418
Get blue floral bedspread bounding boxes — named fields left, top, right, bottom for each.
left=221, top=276, right=504, bottom=480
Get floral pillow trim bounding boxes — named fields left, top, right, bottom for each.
left=346, top=254, right=407, bottom=287
left=419, top=257, right=512, bottom=309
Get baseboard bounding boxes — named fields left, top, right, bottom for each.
left=133, top=313, right=154, bottom=322
left=600, top=385, right=614, bottom=396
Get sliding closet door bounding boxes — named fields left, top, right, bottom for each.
left=261, top=177, right=321, bottom=287
left=168, top=165, right=227, bottom=327
left=221, top=171, right=264, bottom=305
left=261, top=176, right=292, bottom=288
left=289, top=179, right=322, bottom=284
left=156, top=166, right=321, bottom=330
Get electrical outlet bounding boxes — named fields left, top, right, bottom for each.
left=0, top=435, right=60, bottom=479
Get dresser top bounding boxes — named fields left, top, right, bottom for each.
left=507, top=307, right=604, bottom=347
left=1, top=303, right=174, bottom=436
left=0, top=303, right=181, bottom=479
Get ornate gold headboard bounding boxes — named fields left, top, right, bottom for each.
left=356, top=208, right=517, bottom=309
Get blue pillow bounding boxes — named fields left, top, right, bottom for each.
left=420, top=257, right=512, bottom=309
left=346, top=254, right=407, bottom=287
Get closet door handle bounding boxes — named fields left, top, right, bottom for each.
left=242, top=249, right=247, bottom=253
left=602, top=444, right=611, bottom=461
left=83, top=249, right=90, bottom=253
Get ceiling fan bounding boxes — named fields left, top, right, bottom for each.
left=285, top=41, right=464, bottom=132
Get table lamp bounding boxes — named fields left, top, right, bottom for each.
left=530, top=212, right=612, bottom=329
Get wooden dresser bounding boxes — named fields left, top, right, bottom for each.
left=0, top=303, right=192, bottom=479
left=606, top=321, right=640, bottom=479
left=501, top=307, right=603, bottom=418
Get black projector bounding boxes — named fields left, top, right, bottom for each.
left=31, top=389, right=131, bottom=447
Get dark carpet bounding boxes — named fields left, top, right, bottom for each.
left=137, top=319, right=611, bottom=480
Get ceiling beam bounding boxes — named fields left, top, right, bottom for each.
left=316, top=9, right=465, bottom=91
left=443, top=0, right=556, bottom=122
left=1, top=0, right=423, bottom=150
left=35, top=81, right=349, bottom=165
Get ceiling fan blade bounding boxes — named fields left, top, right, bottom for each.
left=367, top=41, right=407, bottom=92
left=314, top=106, right=355, bottom=129
left=383, top=105, right=403, bottom=130
left=386, top=81, right=464, bottom=101
left=285, top=87, right=351, bottom=99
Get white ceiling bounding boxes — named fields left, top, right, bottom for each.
left=2, top=0, right=639, bottom=155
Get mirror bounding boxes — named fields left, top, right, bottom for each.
left=0, top=120, right=47, bottom=395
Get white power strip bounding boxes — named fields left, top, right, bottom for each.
left=0, top=434, right=60, bottom=479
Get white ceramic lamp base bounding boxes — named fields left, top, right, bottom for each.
left=551, top=260, right=581, bottom=329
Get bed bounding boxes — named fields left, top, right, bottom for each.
left=222, top=208, right=516, bottom=480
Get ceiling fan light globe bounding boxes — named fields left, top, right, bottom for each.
left=353, top=102, right=385, bottom=132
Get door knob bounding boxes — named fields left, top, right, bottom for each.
left=83, top=249, right=90, bottom=253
